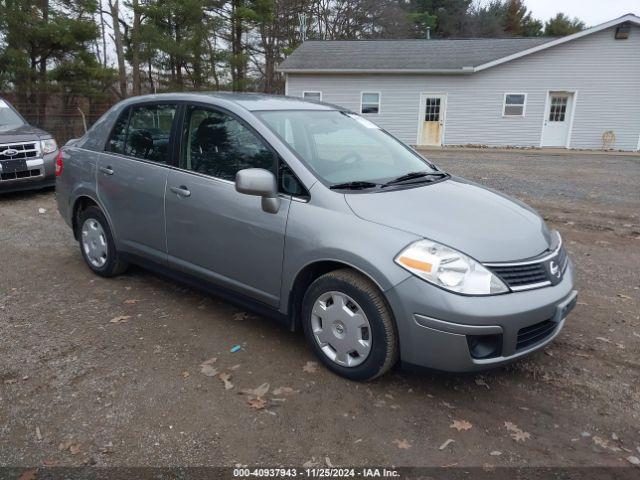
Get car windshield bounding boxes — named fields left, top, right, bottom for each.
left=0, top=99, right=25, bottom=127
left=256, top=110, right=438, bottom=185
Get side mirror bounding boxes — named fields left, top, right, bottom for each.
left=235, top=168, right=281, bottom=214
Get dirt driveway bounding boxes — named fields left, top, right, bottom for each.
left=1, top=150, right=639, bottom=469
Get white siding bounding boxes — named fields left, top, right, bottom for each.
left=286, top=25, right=640, bottom=151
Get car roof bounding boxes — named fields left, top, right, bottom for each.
left=117, top=92, right=339, bottom=112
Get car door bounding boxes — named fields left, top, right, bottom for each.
left=164, top=104, right=290, bottom=307
left=98, top=103, right=178, bottom=264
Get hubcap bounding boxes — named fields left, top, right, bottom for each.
left=310, top=291, right=372, bottom=367
left=81, top=218, right=108, bottom=268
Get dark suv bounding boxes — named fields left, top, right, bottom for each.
left=0, top=97, right=58, bottom=193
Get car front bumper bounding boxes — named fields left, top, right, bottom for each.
left=0, top=152, right=56, bottom=194
left=385, top=260, right=577, bottom=372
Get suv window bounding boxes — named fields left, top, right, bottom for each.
left=182, top=106, right=275, bottom=181
left=106, top=104, right=177, bottom=164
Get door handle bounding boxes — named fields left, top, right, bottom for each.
left=170, top=185, right=191, bottom=198
left=99, top=166, right=114, bottom=175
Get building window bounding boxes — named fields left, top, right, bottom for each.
left=303, top=91, right=322, bottom=101
left=503, top=93, right=526, bottom=117
left=425, top=97, right=441, bottom=121
left=361, top=92, right=380, bottom=114
left=549, top=96, right=568, bottom=122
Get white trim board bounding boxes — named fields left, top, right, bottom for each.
left=360, top=91, right=382, bottom=115
left=474, top=14, right=640, bottom=73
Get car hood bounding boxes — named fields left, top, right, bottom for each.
left=344, top=177, right=551, bottom=262
left=0, top=124, right=50, bottom=143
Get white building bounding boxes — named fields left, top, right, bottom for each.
left=280, top=14, right=640, bottom=151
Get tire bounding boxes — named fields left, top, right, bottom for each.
left=78, top=206, right=128, bottom=277
left=301, top=268, right=398, bottom=381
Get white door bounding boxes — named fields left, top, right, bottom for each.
left=542, top=92, right=574, bottom=147
left=418, top=94, right=446, bottom=146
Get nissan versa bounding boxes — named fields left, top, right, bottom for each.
left=0, top=97, right=58, bottom=193
left=56, top=93, right=577, bottom=380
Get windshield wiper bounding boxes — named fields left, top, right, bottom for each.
left=382, top=171, right=447, bottom=188
left=329, top=181, right=380, bottom=190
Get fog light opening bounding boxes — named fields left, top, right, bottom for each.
left=467, top=334, right=503, bottom=359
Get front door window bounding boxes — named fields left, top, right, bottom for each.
left=182, top=106, right=275, bottom=181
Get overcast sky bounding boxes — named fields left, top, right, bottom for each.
left=523, top=0, right=638, bottom=26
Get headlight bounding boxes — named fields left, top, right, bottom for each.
left=40, top=138, right=58, bottom=154
left=395, top=239, right=509, bottom=295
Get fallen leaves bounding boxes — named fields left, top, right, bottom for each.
left=109, top=315, right=130, bottom=324
left=392, top=439, right=412, bottom=449
left=489, top=451, right=502, bottom=456
left=242, top=382, right=270, bottom=397
left=35, top=425, right=42, bottom=441
left=504, top=422, right=531, bottom=442
left=18, top=470, right=36, bottom=480
left=248, top=397, right=267, bottom=410
left=199, top=357, right=218, bottom=377
left=450, top=419, right=473, bottom=432
left=219, top=372, right=233, bottom=390
left=627, top=456, right=640, bottom=466
left=58, top=440, right=81, bottom=454
left=123, top=299, right=139, bottom=304
left=303, top=361, right=318, bottom=373
left=593, top=435, right=621, bottom=452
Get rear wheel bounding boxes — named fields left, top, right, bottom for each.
left=78, top=206, right=128, bottom=277
left=301, top=269, right=398, bottom=381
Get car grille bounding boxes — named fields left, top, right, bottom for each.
left=516, top=319, right=557, bottom=351
left=485, top=244, right=569, bottom=292
left=0, top=169, right=41, bottom=181
left=488, top=263, right=549, bottom=288
left=0, top=141, right=39, bottom=160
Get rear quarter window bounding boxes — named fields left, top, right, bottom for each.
left=106, top=108, right=130, bottom=154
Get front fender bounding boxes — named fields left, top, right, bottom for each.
left=279, top=197, right=417, bottom=316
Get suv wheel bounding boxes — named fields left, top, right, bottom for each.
left=78, top=206, right=128, bottom=277
left=301, top=269, right=398, bottom=381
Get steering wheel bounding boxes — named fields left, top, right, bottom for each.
left=339, top=152, right=363, bottom=165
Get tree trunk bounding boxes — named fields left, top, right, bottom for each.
left=231, top=0, right=244, bottom=92
left=109, top=0, right=127, bottom=98
left=37, top=0, right=49, bottom=126
left=131, top=0, right=141, bottom=95
left=99, top=4, right=108, bottom=67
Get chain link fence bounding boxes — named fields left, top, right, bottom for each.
left=2, top=93, right=115, bottom=145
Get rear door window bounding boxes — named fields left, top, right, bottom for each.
left=125, top=105, right=177, bottom=164
left=106, top=104, right=177, bottom=164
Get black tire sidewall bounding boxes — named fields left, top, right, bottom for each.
left=301, top=274, right=395, bottom=381
left=78, top=206, right=120, bottom=277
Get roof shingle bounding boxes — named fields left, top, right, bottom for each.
left=279, top=38, right=555, bottom=72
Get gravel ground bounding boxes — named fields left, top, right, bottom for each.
left=1, top=150, right=639, bottom=469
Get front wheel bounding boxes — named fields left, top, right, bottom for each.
left=301, top=269, right=399, bottom=381
left=78, top=206, right=128, bottom=277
